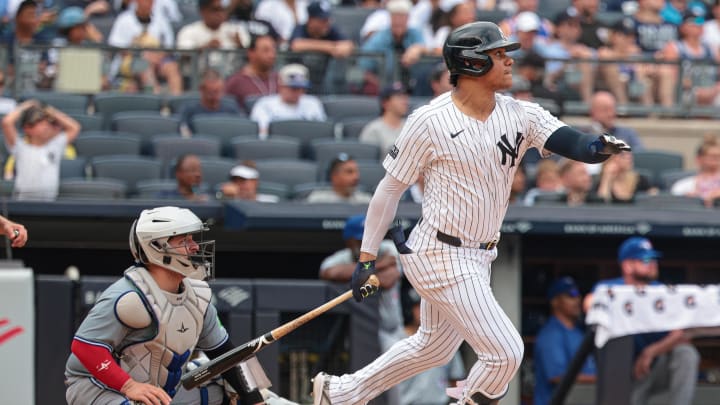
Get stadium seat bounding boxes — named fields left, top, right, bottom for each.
left=340, top=117, right=373, bottom=140
left=151, top=135, right=221, bottom=165
left=75, top=133, right=142, bottom=158
left=257, top=181, right=291, bottom=200
left=22, top=92, right=88, bottom=114
left=331, top=7, right=376, bottom=44
left=232, top=135, right=302, bottom=161
left=357, top=160, right=386, bottom=192
left=310, top=139, right=380, bottom=163
left=659, top=169, right=696, bottom=191
left=634, top=193, right=705, bottom=209
left=166, top=93, right=242, bottom=115
left=633, top=150, right=684, bottom=186
left=197, top=157, right=237, bottom=188
left=255, top=159, right=319, bottom=188
left=192, top=115, right=259, bottom=138
left=321, top=95, right=381, bottom=121
left=90, top=155, right=163, bottom=195
left=60, top=158, right=88, bottom=179
left=476, top=9, right=509, bottom=23
left=69, top=114, right=103, bottom=132
left=58, top=177, right=127, bottom=200
left=268, top=120, right=335, bottom=158
left=94, top=93, right=164, bottom=129
left=112, top=112, right=181, bottom=136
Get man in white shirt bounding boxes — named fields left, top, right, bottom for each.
left=250, top=63, right=327, bottom=137
left=176, top=0, right=250, bottom=71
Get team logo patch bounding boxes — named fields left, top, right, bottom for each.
left=389, top=145, right=399, bottom=159
left=496, top=132, right=524, bottom=167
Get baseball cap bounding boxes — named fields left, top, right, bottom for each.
left=379, top=82, right=408, bottom=101
left=279, top=64, right=310, bottom=89
left=617, top=237, right=662, bottom=262
left=386, top=0, right=412, bottom=14
left=343, top=214, right=365, bottom=240
left=610, top=17, right=636, bottom=36
left=307, top=1, right=331, bottom=19
left=554, top=9, right=579, bottom=26
left=515, top=11, right=541, bottom=33
left=682, top=9, right=706, bottom=25
left=57, top=7, right=87, bottom=29
left=230, top=165, right=259, bottom=180
left=547, top=276, right=580, bottom=300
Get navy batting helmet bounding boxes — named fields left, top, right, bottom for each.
left=442, top=21, right=520, bottom=84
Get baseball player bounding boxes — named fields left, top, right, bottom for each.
left=312, top=21, right=630, bottom=405
left=64, top=206, right=283, bottom=405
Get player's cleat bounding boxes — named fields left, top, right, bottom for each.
left=311, top=372, right=332, bottom=405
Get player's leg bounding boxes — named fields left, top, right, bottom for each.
left=665, top=344, right=699, bottom=405
left=65, top=376, right=131, bottom=404
left=171, top=383, right=226, bottom=405
left=317, top=288, right=464, bottom=404
left=405, top=249, right=524, bottom=404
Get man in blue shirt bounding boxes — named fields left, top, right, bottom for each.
left=584, top=237, right=699, bottom=405
left=179, top=68, right=241, bottom=134
left=534, top=276, right=596, bottom=405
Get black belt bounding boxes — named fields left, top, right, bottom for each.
left=436, top=230, right=497, bottom=250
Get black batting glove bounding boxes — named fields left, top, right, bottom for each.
left=351, top=261, right=377, bottom=302
left=591, top=134, right=632, bottom=155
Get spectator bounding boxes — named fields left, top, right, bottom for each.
left=632, top=0, right=678, bottom=55
left=176, top=0, right=250, bottom=74
left=597, top=18, right=644, bottom=105
left=570, top=0, right=607, bottom=49
left=534, top=276, right=596, bottom=405
left=113, top=0, right=182, bottom=24
left=584, top=237, right=699, bottom=405
left=671, top=134, right=720, bottom=207
left=250, top=63, right=326, bottom=137
left=427, top=0, right=476, bottom=55
left=3, top=0, right=54, bottom=90
left=523, top=159, right=564, bottom=205
left=179, top=69, right=241, bottom=134
left=359, top=82, right=409, bottom=156
left=593, top=152, right=656, bottom=203
left=305, top=153, right=372, bottom=203
left=661, top=0, right=706, bottom=25
left=701, top=0, right=720, bottom=52
left=54, top=6, right=104, bottom=45
left=0, top=71, right=17, bottom=114
left=319, top=214, right=403, bottom=351
left=1, top=100, right=80, bottom=201
left=510, top=163, right=527, bottom=204
left=108, top=0, right=182, bottom=95
left=289, top=1, right=354, bottom=91
left=658, top=10, right=720, bottom=107
left=559, top=159, right=593, bottom=206
left=254, top=0, right=308, bottom=43
left=538, top=10, right=595, bottom=103
left=429, top=62, right=452, bottom=97
left=508, top=75, right=533, bottom=101
left=499, top=0, right=554, bottom=43
left=359, top=0, right=426, bottom=94
left=157, top=154, right=210, bottom=202
left=359, top=0, right=429, bottom=43
left=225, top=33, right=280, bottom=113
left=60, top=0, right=111, bottom=18
left=515, top=50, right=557, bottom=100
left=397, top=285, right=466, bottom=405
left=587, top=91, right=644, bottom=151
left=218, top=161, right=280, bottom=202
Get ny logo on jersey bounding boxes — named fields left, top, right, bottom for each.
left=496, top=132, right=525, bottom=168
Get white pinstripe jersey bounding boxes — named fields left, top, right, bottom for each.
left=383, top=92, right=565, bottom=244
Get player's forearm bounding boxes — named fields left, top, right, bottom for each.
left=360, top=174, right=409, bottom=257
left=71, top=338, right=131, bottom=391
left=544, top=126, right=611, bottom=164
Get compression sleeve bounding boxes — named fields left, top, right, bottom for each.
left=543, top=126, right=611, bottom=164
left=71, top=338, right=131, bottom=391
left=205, top=339, right=264, bottom=404
left=360, top=173, right=410, bottom=256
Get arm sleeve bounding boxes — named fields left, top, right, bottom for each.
left=543, top=126, right=611, bottom=164
left=71, top=338, right=131, bottom=391
left=360, top=174, right=410, bottom=256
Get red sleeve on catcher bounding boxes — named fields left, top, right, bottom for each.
left=71, top=338, right=131, bottom=392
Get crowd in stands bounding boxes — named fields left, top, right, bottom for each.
left=0, top=0, right=717, bottom=206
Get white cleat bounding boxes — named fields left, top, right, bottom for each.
left=311, top=372, right=332, bottom=405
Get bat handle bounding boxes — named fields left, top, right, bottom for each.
left=361, top=274, right=380, bottom=299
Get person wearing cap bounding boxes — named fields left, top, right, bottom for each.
left=225, top=33, right=280, bottom=113
left=584, top=237, right=699, bottom=405
left=537, top=9, right=595, bottom=103
left=305, top=153, right=372, bottom=203
left=657, top=8, right=720, bottom=107
left=533, top=276, right=596, bottom=405
left=290, top=1, right=354, bottom=58
left=176, top=0, right=250, bottom=59
left=1, top=98, right=80, bottom=201
left=499, top=2, right=554, bottom=43
left=249, top=63, right=327, bottom=137
left=55, top=6, right=104, bottom=44
left=358, top=82, right=409, bottom=156
left=219, top=160, right=280, bottom=202
left=359, top=0, right=426, bottom=93
left=319, top=214, right=403, bottom=353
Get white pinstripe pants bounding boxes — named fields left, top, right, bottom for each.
left=326, top=225, right=524, bottom=404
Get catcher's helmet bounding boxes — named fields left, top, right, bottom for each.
left=443, top=21, right=520, bottom=82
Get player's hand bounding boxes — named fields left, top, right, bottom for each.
left=351, top=261, right=377, bottom=302
left=594, top=134, right=631, bottom=155
left=121, top=379, right=172, bottom=405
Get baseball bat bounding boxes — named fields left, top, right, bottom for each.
left=181, top=275, right=380, bottom=390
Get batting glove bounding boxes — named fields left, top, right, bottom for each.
left=591, top=134, right=632, bottom=155
left=351, top=261, right=378, bottom=302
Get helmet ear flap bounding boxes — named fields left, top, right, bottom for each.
left=130, top=219, right=149, bottom=264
